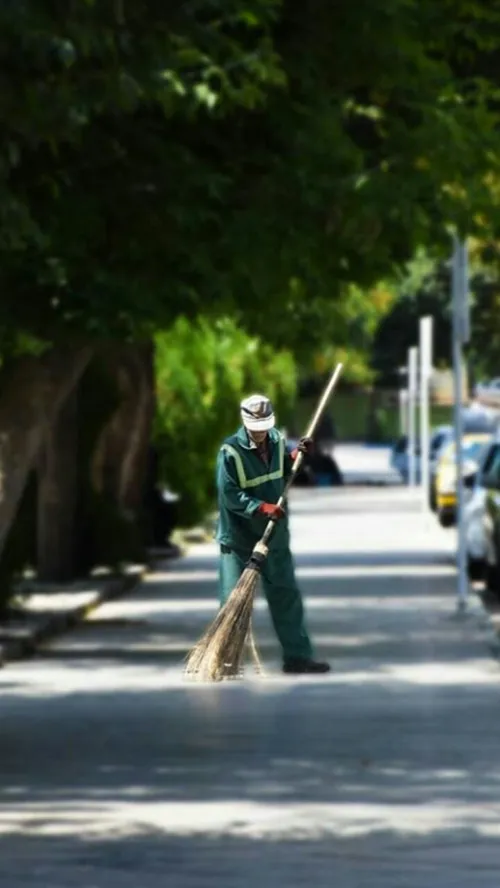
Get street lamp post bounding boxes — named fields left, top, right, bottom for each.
left=419, top=316, right=433, bottom=512
left=408, top=347, right=418, bottom=487
left=397, top=365, right=408, bottom=437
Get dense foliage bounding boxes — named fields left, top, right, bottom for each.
left=1, top=1, right=500, bottom=357
left=370, top=241, right=500, bottom=386
left=154, top=317, right=296, bottom=525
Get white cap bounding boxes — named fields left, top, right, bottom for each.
left=240, top=394, right=275, bottom=431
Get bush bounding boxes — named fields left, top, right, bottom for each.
left=154, top=317, right=297, bottom=527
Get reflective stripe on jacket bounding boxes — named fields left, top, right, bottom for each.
left=215, top=426, right=293, bottom=552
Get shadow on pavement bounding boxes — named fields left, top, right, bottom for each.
left=2, top=671, right=500, bottom=886
left=1, top=483, right=499, bottom=885
left=157, top=549, right=454, bottom=572
left=2, top=827, right=500, bottom=887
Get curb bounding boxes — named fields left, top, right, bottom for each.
left=440, top=549, right=500, bottom=659
left=0, top=569, right=144, bottom=668
left=441, top=554, right=500, bottom=659
left=474, top=588, right=500, bottom=659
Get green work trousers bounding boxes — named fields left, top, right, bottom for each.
left=219, top=546, right=313, bottom=661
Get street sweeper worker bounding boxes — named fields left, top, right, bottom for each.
left=215, top=393, right=330, bottom=675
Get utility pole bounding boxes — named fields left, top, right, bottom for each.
left=452, top=236, right=470, bottom=611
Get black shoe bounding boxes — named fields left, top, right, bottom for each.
left=282, top=658, right=330, bottom=675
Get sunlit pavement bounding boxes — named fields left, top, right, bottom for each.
left=2, top=457, right=500, bottom=885
left=333, top=443, right=401, bottom=485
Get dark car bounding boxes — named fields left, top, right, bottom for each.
left=286, top=437, right=343, bottom=487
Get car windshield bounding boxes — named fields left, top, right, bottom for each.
left=431, top=434, right=445, bottom=452
left=431, top=433, right=450, bottom=456
left=443, top=440, right=488, bottom=465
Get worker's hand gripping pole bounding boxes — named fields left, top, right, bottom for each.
left=252, top=362, right=344, bottom=561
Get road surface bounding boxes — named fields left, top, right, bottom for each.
left=1, top=460, right=500, bottom=887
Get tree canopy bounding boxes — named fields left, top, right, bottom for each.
left=370, top=240, right=500, bottom=387
left=1, top=0, right=500, bottom=356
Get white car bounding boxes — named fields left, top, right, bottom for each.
left=475, top=379, right=500, bottom=408
left=464, top=484, right=489, bottom=580
left=464, top=436, right=500, bottom=580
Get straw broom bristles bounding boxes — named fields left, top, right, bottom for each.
left=184, top=563, right=261, bottom=681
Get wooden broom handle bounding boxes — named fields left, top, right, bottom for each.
left=260, top=362, right=343, bottom=547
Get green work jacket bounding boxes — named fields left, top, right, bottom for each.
left=215, top=426, right=294, bottom=553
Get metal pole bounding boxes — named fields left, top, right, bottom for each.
left=399, top=389, right=407, bottom=436
left=406, top=385, right=412, bottom=471
left=408, top=347, right=418, bottom=487
left=419, top=317, right=433, bottom=511
left=452, top=237, right=469, bottom=611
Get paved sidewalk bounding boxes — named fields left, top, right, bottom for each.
left=1, top=487, right=500, bottom=887
left=0, top=570, right=142, bottom=667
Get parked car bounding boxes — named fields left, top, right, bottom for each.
left=462, top=402, right=499, bottom=431
left=476, top=434, right=500, bottom=596
left=463, top=436, right=500, bottom=580
left=286, top=437, right=344, bottom=487
left=474, top=379, right=500, bottom=408
left=464, top=484, right=489, bottom=580
left=428, top=425, right=454, bottom=508
left=434, top=433, right=491, bottom=527
left=390, top=435, right=420, bottom=483
left=391, top=425, right=451, bottom=486
left=430, top=411, right=498, bottom=511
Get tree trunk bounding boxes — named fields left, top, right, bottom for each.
left=0, top=346, right=93, bottom=563
left=91, top=342, right=155, bottom=518
left=118, top=341, right=156, bottom=516
left=37, top=386, right=79, bottom=582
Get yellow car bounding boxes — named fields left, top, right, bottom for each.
left=435, top=433, right=491, bottom=527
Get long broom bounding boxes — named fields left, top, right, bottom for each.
left=184, top=362, right=344, bottom=681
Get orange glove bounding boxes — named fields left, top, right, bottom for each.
left=258, top=503, right=285, bottom=520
